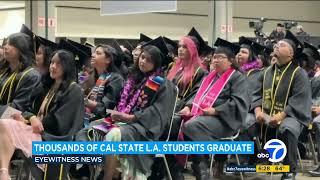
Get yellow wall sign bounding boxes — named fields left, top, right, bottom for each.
left=256, top=165, right=290, bottom=173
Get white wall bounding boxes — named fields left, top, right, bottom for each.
left=54, top=1, right=320, bottom=43
left=1, top=1, right=319, bottom=44
left=54, top=1, right=209, bottom=41
left=0, top=9, right=25, bottom=38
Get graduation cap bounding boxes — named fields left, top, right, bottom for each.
left=58, top=39, right=92, bottom=67
left=124, top=40, right=134, bottom=53
left=20, top=24, right=40, bottom=54
left=187, top=27, right=211, bottom=56
left=139, top=33, right=152, bottom=44
left=284, top=30, right=304, bottom=56
left=239, top=36, right=267, bottom=56
left=37, top=36, right=58, bottom=50
left=303, top=42, right=320, bottom=60
left=83, top=41, right=95, bottom=54
left=201, top=45, right=215, bottom=56
left=142, top=36, right=171, bottom=67
left=84, top=41, right=94, bottom=47
left=110, top=39, right=124, bottom=54
left=263, top=46, right=273, bottom=57
left=110, top=39, right=130, bottom=67
left=214, top=38, right=240, bottom=55
left=163, top=36, right=178, bottom=56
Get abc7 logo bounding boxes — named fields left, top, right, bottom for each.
left=257, top=149, right=270, bottom=162
left=256, top=139, right=287, bottom=163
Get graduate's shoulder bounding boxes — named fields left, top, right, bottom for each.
left=18, top=67, right=41, bottom=82
left=110, top=71, right=125, bottom=81
left=65, top=81, right=83, bottom=97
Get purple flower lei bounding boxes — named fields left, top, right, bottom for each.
left=116, top=71, right=159, bottom=114
left=240, top=60, right=262, bottom=72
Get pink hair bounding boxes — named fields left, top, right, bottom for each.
left=167, top=36, right=204, bottom=89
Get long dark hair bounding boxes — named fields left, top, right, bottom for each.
left=45, top=50, right=76, bottom=91
left=1, top=33, right=34, bottom=72
left=214, top=47, right=240, bottom=70
left=39, top=45, right=55, bottom=83
left=129, top=45, right=163, bottom=85
left=93, top=45, right=123, bottom=79
left=41, top=45, right=54, bottom=71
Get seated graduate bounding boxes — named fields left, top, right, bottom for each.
left=0, top=32, right=41, bottom=112
left=178, top=41, right=250, bottom=180
left=75, top=44, right=125, bottom=140
left=84, top=44, right=125, bottom=123
left=100, top=37, right=176, bottom=180
left=236, top=37, right=264, bottom=74
left=250, top=31, right=312, bottom=180
left=154, top=33, right=206, bottom=180
left=188, top=27, right=215, bottom=72
left=298, top=42, right=317, bottom=78
left=237, top=37, right=273, bottom=166
left=163, top=36, right=178, bottom=74
left=131, top=33, right=152, bottom=65
left=304, top=42, right=320, bottom=176
left=167, top=32, right=207, bottom=112
left=0, top=50, right=84, bottom=180
left=35, top=37, right=57, bottom=77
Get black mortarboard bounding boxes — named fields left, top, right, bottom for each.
left=110, top=39, right=129, bottom=67
left=83, top=41, right=95, bottom=54
left=124, top=40, right=134, bottom=53
left=37, top=36, right=58, bottom=50
left=239, top=36, right=267, bottom=56
left=201, top=45, right=215, bottom=56
left=84, top=41, right=94, bottom=47
left=214, top=38, right=240, bottom=55
left=58, top=39, right=91, bottom=67
left=187, top=27, right=210, bottom=56
left=111, top=39, right=123, bottom=53
left=139, top=33, right=152, bottom=43
left=20, top=24, right=40, bottom=53
left=303, top=42, right=320, bottom=60
left=163, top=36, right=178, bottom=56
left=263, top=46, right=273, bottom=57
left=284, top=30, right=304, bottom=56
left=142, top=36, right=171, bottom=67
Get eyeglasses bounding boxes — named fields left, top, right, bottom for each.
left=203, top=55, right=212, bottom=62
left=212, top=55, right=228, bottom=61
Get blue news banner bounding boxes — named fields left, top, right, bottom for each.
left=32, top=141, right=253, bottom=164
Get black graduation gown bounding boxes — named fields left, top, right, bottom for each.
left=183, top=70, right=250, bottom=141
left=90, top=72, right=124, bottom=121
left=243, top=69, right=264, bottom=129
left=171, top=67, right=207, bottom=111
left=119, top=79, right=177, bottom=175
left=22, top=82, right=85, bottom=141
left=251, top=65, right=312, bottom=139
left=0, top=67, right=41, bottom=112
left=23, top=82, right=84, bottom=180
left=75, top=72, right=124, bottom=141
left=311, top=76, right=320, bottom=105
